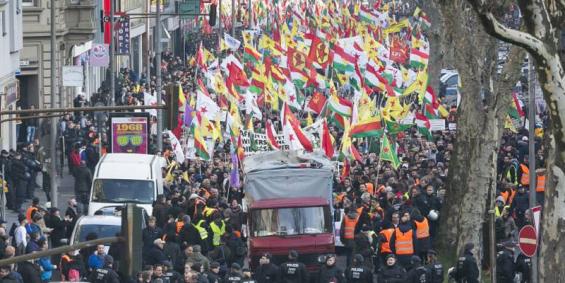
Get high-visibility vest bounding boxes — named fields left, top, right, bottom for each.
left=366, top=183, right=374, bottom=195
left=203, top=207, right=217, bottom=218
left=343, top=214, right=360, bottom=240
left=194, top=220, right=208, bottom=240
left=414, top=218, right=430, bottom=239
left=210, top=221, right=226, bottom=246
left=536, top=175, right=545, bottom=192
left=379, top=228, right=394, bottom=254
left=520, top=164, right=530, bottom=186
left=26, top=206, right=38, bottom=223
left=394, top=228, right=414, bottom=255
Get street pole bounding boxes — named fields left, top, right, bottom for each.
left=248, top=0, right=252, bottom=28
left=50, top=0, right=58, bottom=208
left=489, top=209, right=496, bottom=283
left=110, top=0, right=115, bottom=106
left=219, top=0, right=223, bottom=46
left=231, top=0, right=235, bottom=36
left=527, top=54, right=538, bottom=283
left=156, top=0, right=163, bottom=152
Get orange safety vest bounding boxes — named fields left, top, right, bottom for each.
left=379, top=228, right=394, bottom=254
left=366, top=183, right=374, bottom=195
left=519, top=164, right=530, bottom=186
left=394, top=228, right=414, bottom=255
left=414, top=218, right=430, bottom=239
left=536, top=175, right=545, bottom=192
left=343, top=214, right=360, bottom=240
left=26, top=206, right=38, bottom=223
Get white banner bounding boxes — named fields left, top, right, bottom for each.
left=429, top=119, right=446, bottom=131
left=62, top=66, right=84, bottom=87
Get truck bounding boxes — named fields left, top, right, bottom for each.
left=243, top=150, right=335, bottom=272
left=88, top=153, right=164, bottom=216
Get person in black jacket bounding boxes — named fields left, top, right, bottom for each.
left=142, top=216, right=163, bottom=263
left=88, top=255, right=120, bottom=283
left=510, top=186, right=529, bottom=228
left=377, top=254, right=406, bottom=283
left=345, top=254, right=373, bottom=283
left=74, top=160, right=92, bottom=207
left=205, top=261, right=222, bottom=283
left=16, top=260, right=42, bottom=283
left=453, top=243, right=479, bottom=283
left=224, top=263, right=244, bottom=283
left=406, top=255, right=431, bottom=283
left=46, top=208, right=69, bottom=247
left=146, top=239, right=169, bottom=266
left=10, top=152, right=27, bottom=212
left=425, top=250, right=444, bottom=283
left=280, top=250, right=308, bottom=283
left=496, top=242, right=516, bottom=283
left=515, top=251, right=531, bottom=283
left=317, top=254, right=345, bottom=283
left=178, top=215, right=206, bottom=251
left=254, top=252, right=279, bottom=283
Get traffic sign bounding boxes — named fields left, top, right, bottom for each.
left=519, top=225, right=537, bottom=257
left=179, top=0, right=200, bottom=19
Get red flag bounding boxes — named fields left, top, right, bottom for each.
left=308, top=92, right=327, bottom=114
left=265, top=120, right=281, bottom=150
left=321, top=119, right=334, bottom=159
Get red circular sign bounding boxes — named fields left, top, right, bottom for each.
left=519, top=225, right=537, bottom=257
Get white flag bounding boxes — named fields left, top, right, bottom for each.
left=245, top=91, right=263, bottom=120
left=224, top=33, right=241, bottom=51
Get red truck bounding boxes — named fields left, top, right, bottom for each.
left=243, top=151, right=335, bottom=272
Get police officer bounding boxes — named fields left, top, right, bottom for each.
left=242, top=268, right=256, bottom=283
left=515, top=251, right=531, bottom=283
left=452, top=243, right=479, bottom=283
left=255, top=252, right=280, bottom=283
left=425, top=250, right=444, bottom=283
left=88, top=255, right=120, bottom=283
left=345, top=254, right=373, bottom=283
left=225, top=263, right=244, bottom=283
left=496, top=242, right=516, bottom=283
left=406, top=255, right=430, bottom=283
left=280, top=250, right=308, bottom=283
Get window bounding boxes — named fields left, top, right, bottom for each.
left=92, top=179, right=155, bottom=204
left=251, top=206, right=332, bottom=237
left=21, top=0, right=33, bottom=6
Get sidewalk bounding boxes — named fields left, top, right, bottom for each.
left=2, top=171, right=76, bottom=227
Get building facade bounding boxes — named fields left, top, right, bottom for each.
left=0, top=0, right=23, bottom=150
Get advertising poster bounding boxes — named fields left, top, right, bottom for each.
left=109, top=114, right=149, bottom=154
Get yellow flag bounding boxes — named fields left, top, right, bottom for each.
left=307, top=112, right=314, bottom=127
left=178, top=85, right=186, bottom=107
left=242, top=30, right=254, bottom=46
left=504, top=115, right=517, bottom=133
left=438, top=104, right=449, bottom=118
left=214, top=118, right=223, bottom=142
left=384, top=18, right=410, bottom=35
left=219, top=39, right=229, bottom=52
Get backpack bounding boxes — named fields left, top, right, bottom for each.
left=452, top=257, right=466, bottom=281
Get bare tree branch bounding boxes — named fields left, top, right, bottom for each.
left=466, top=0, right=549, bottom=59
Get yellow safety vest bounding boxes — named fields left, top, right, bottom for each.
left=194, top=220, right=208, bottom=240
left=210, top=221, right=226, bottom=246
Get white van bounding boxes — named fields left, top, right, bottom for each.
left=88, top=153, right=164, bottom=216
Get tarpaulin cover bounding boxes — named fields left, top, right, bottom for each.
left=243, top=150, right=333, bottom=203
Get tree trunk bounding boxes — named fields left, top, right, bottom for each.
left=533, top=55, right=565, bottom=283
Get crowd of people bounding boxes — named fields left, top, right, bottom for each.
left=0, top=0, right=548, bottom=283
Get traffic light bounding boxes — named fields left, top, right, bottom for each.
left=120, top=204, right=144, bottom=277
left=209, top=4, right=217, bottom=26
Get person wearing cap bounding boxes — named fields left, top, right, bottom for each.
left=406, top=255, right=430, bottom=283
left=255, top=252, right=280, bottom=283
left=161, top=260, right=182, bottom=283
left=88, top=255, right=120, bottom=283
left=496, top=242, right=516, bottom=283
left=452, top=243, right=479, bottom=283
left=224, top=263, right=244, bottom=283
left=425, top=250, right=444, bottom=283
left=205, top=261, right=221, bottom=283
left=345, top=254, right=373, bottom=283
left=280, top=250, right=308, bottom=283
left=377, top=254, right=406, bottom=283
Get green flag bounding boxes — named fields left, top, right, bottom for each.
left=380, top=133, right=401, bottom=169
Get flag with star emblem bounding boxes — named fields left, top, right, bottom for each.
left=379, top=133, right=400, bottom=169
left=192, top=112, right=210, bottom=160
left=321, top=119, right=334, bottom=159
left=196, top=80, right=220, bottom=121
left=282, top=103, right=313, bottom=151
left=307, top=91, right=327, bottom=114
left=307, top=34, right=331, bottom=69
left=265, top=120, right=281, bottom=150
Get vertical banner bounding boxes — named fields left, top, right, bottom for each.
left=109, top=113, right=150, bottom=154
left=90, top=44, right=110, bottom=67
left=116, top=15, right=131, bottom=55
left=103, top=0, right=111, bottom=44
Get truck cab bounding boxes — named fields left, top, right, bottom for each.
left=243, top=151, right=335, bottom=272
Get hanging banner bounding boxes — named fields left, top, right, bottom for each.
left=90, top=44, right=110, bottom=67
left=116, top=15, right=131, bottom=55
left=109, top=113, right=150, bottom=154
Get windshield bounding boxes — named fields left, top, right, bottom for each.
left=92, top=179, right=154, bottom=204
left=75, top=224, right=121, bottom=243
left=251, top=206, right=332, bottom=237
